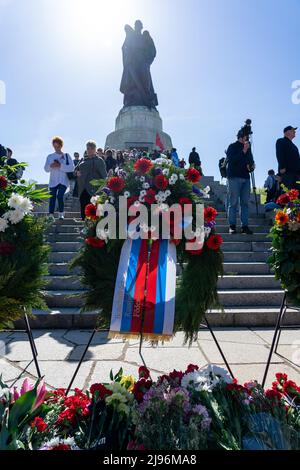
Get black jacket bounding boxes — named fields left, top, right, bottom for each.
left=189, top=151, right=201, bottom=167
left=276, top=137, right=300, bottom=174
left=226, top=141, right=254, bottom=179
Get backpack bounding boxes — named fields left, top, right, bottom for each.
left=219, top=157, right=227, bottom=178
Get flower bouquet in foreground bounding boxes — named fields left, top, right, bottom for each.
left=71, top=157, right=224, bottom=342
left=268, top=187, right=300, bottom=305
left=1, top=366, right=300, bottom=451
left=0, top=163, right=49, bottom=328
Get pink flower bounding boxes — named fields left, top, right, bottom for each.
left=13, top=387, right=20, bottom=402
left=20, top=378, right=32, bottom=395
left=33, top=382, right=47, bottom=410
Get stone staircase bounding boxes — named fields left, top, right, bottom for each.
left=26, top=177, right=293, bottom=329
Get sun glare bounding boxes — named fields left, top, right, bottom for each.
left=62, top=0, right=135, bottom=52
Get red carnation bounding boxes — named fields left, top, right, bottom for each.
left=50, top=444, right=71, bottom=451
left=84, top=203, right=97, bottom=220
left=90, top=383, right=113, bottom=400
left=0, top=241, right=16, bottom=255
left=31, top=416, right=47, bottom=432
left=204, top=206, right=218, bottom=222
left=134, top=158, right=153, bottom=174
left=144, top=188, right=157, bottom=205
left=133, top=378, right=152, bottom=403
left=275, top=372, right=288, bottom=384
left=127, top=196, right=138, bottom=209
left=276, top=193, right=290, bottom=205
left=185, top=364, right=199, bottom=373
left=287, top=189, right=299, bottom=201
left=85, top=237, right=105, bottom=248
left=186, top=167, right=201, bottom=183
left=186, top=237, right=203, bottom=256
left=179, top=197, right=192, bottom=207
left=138, top=366, right=150, bottom=380
left=0, top=176, right=7, bottom=190
left=265, top=389, right=283, bottom=403
left=107, top=176, right=125, bottom=193
left=154, top=174, right=168, bottom=190
left=206, top=234, right=223, bottom=251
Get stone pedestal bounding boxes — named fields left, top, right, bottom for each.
left=105, top=106, right=172, bottom=151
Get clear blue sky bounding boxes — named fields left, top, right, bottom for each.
left=1, top=0, right=300, bottom=185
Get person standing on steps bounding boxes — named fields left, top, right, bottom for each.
left=44, top=136, right=74, bottom=221
left=276, top=126, right=300, bottom=189
left=189, top=147, right=201, bottom=171
left=226, top=129, right=255, bottom=235
left=76, top=140, right=107, bottom=220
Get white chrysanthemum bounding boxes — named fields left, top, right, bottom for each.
left=139, top=196, right=145, bottom=203
left=203, top=364, right=233, bottom=384
left=140, top=190, right=146, bottom=196
left=0, top=217, right=8, bottom=232
left=17, top=196, right=33, bottom=213
left=140, top=176, right=145, bottom=182
left=7, top=209, right=25, bottom=224
left=8, top=193, right=25, bottom=209
left=165, top=190, right=171, bottom=197
left=203, top=186, right=210, bottom=194
left=162, top=169, right=169, bottom=176
left=124, top=191, right=130, bottom=198
left=109, top=196, right=115, bottom=203
left=134, top=200, right=140, bottom=207
left=204, top=226, right=211, bottom=237
left=96, top=204, right=104, bottom=217
left=155, top=194, right=162, bottom=202
left=179, top=174, right=185, bottom=180
left=142, top=182, right=150, bottom=189
left=181, top=371, right=213, bottom=393
left=90, top=196, right=99, bottom=205
left=170, top=173, right=178, bottom=181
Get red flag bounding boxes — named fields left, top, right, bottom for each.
left=155, top=133, right=164, bottom=151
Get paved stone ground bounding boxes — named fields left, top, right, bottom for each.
left=1, top=328, right=300, bottom=390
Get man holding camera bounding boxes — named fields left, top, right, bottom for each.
left=226, top=129, right=255, bottom=235
left=276, top=126, right=300, bottom=189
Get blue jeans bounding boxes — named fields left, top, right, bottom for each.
left=227, top=177, right=250, bottom=226
left=49, top=184, right=67, bottom=214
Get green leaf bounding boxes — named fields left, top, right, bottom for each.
left=8, top=388, right=37, bottom=432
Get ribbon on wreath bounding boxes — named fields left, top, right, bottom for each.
left=108, top=238, right=177, bottom=341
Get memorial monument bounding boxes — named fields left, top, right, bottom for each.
left=105, top=20, right=172, bottom=151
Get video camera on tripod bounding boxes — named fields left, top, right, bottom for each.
left=237, top=119, right=258, bottom=214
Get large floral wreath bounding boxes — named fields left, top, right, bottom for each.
left=0, top=164, right=49, bottom=328
left=71, top=158, right=224, bottom=342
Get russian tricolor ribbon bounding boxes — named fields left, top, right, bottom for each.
left=109, top=239, right=177, bottom=341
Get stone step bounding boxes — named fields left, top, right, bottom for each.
left=218, top=290, right=282, bottom=306
left=49, top=263, right=80, bottom=276
left=223, top=262, right=271, bottom=274
left=223, top=252, right=269, bottom=262
left=48, top=225, right=83, bottom=233
left=48, top=261, right=270, bottom=277
left=46, top=232, right=269, bottom=243
left=25, top=305, right=295, bottom=329
left=44, top=288, right=282, bottom=309
left=218, top=275, right=279, bottom=289
left=221, top=242, right=271, bottom=252
left=48, top=250, right=271, bottom=264
left=49, top=242, right=82, bottom=252
left=216, top=224, right=270, bottom=233
left=45, top=274, right=278, bottom=291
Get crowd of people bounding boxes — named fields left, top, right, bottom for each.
left=42, top=139, right=203, bottom=221
left=2, top=124, right=299, bottom=235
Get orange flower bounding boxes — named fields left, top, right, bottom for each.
left=275, top=211, right=289, bottom=225
left=296, top=213, right=300, bottom=223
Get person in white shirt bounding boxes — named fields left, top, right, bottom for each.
left=44, top=136, right=74, bottom=220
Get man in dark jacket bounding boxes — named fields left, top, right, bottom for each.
left=76, top=141, right=107, bottom=219
left=276, top=126, right=300, bottom=189
left=189, top=147, right=201, bottom=169
left=0, top=144, right=7, bottom=165
left=226, top=130, right=255, bottom=234
left=105, top=149, right=117, bottom=173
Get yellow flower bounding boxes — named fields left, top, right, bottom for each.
left=120, top=375, right=135, bottom=392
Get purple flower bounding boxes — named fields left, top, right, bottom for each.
left=101, top=187, right=111, bottom=195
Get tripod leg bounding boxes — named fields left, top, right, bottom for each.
left=262, top=292, right=286, bottom=388
left=24, top=312, right=42, bottom=379
left=204, top=315, right=235, bottom=379
left=138, top=333, right=147, bottom=368
left=66, top=328, right=97, bottom=395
